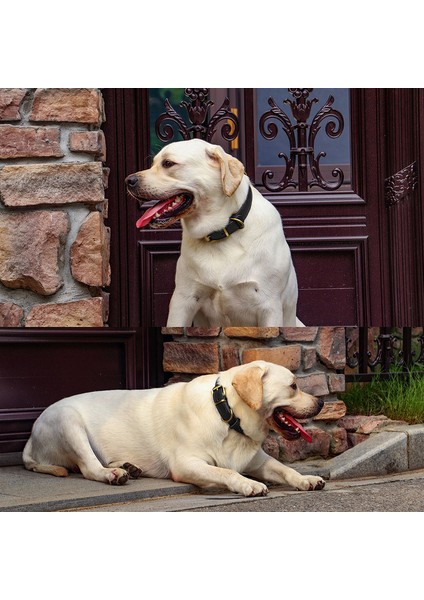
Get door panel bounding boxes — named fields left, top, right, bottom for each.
left=139, top=237, right=181, bottom=327
left=292, top=240, right=366, bottom=325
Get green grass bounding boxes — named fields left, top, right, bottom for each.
left=340, top=372, right=424, bottom=424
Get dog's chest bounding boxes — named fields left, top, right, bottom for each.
left=189, top=245, right=261, bottom=293
left=197, top=281, right=261, bottom=326
left=214, top=435, right=258, bottom=471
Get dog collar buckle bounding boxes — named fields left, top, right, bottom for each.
left=204, top=186, right=252, bottom=243
left=212, top=379, right=245, bottom=435
left=230, top=217, right=245, bottom=229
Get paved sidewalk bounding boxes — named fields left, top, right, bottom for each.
left=1, top=423, right=423, bottom=511
left=0, top=466, right=194, bottom=512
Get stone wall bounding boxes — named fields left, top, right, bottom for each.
left=162, top=326, right=349, bottom=462
left=0, top=88, right=110, bottom=327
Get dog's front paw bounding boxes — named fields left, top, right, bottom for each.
left=296, top=475, right=325, bottom=491
left=108, top=468, right=129, bottom=485
left=240, top=480, right=269, bottom=497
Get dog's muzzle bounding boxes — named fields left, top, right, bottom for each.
left=125, top=176, right=195, bottom=229
left=268, top=397, right=324, bottom=443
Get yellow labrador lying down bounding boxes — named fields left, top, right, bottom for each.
left=23, top=361, right=325, bottom=496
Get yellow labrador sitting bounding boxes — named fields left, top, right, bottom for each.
left=23, top=361, right=325, bottom=496
left=126, top=139, right=301, bottom=327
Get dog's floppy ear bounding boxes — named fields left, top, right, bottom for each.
left=206, top=144, right=245, bottom=197
left=232, top=364, right=267, bottom=410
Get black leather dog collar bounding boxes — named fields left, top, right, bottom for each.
left=212, top=379, right=245, bottom=435
left=205, top=185, right=252, bottom=242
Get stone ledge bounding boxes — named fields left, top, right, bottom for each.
left=0, top=210, right=69, bottom=295
left=186, top=327, right=221, bottom=337
left=242, top=345, right=301, bottom=371
left=30, top=88, right=105, bottom=125
left=223, top=327, right=280, bottom=339
left=317, top=327, right=346, bottom=369
left=70, top=211, right=111, bottom=287
left=0, top=89, right=26, bottom=121
left=0, top=302, right=24, bottom=326
left=0, top=162, right=105, bottom=207
left=161, top=327, right=184, bottom=336
left=280, top=327, right=318, bottom=342
left=297, top=372, right=329, bottom=397
left=69, top=130, right=106, bottom=159
left=313, top=399, right=346, bottom=421
left=25, top=297, right=104, bottom=327
left=163, top=341, right=220, bottom=374
left=0, top=125, right=63, bottom=159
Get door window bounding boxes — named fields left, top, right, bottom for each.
left=254, top=88, right=351, bottom=192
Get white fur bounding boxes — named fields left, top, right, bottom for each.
left=23, top=361, right=325, bottom=496
left=130, top=139, right=300, bottom=326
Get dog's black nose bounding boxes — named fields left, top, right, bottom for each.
left=126, top=175, right=138, bottom=187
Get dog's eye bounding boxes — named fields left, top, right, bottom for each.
left=290, top=382, right=297, bottom=391
left=162, top=159, right=176, bottom=169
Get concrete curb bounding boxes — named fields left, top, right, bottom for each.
left=294, top=424, right=424, bottom=481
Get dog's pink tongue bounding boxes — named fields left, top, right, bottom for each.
left=136, top=198, right=173, bottom=229
left=284, top=413, right=313, bottom=443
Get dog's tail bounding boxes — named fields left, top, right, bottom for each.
left=22, top=437, right=68, bottom=478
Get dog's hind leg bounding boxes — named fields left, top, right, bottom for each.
left=108, top=461, right=143, bottom=479
left=64, top=424, right=129, bottom=485
left=23, top=437, right=69, bottom=477
left=24, top=408, right=129, bottom=485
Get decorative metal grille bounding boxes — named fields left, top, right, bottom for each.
left=259, top=88, right=345, bottom=192
left=346, top=327, right=424, bottom=381
left=155, top=88, right=239, bottom=144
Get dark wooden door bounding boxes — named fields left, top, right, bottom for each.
left=103, top=88, right=424, bottom=328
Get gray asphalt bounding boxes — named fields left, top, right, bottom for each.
left=67, top=470, right=424, bottom=512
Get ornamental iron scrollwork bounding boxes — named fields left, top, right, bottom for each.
left=259, top=88, right=345, bottom=192
left=367, top=332, right=397, bottom=371
left=155, top=88, right=239, bottom=144
left=397, top=329, right=424, bottom=368
left=345, top=336, right=362, bottom=370
left=384, top=162, right=418, bottom=207
left=346, top=328, right=424, bottom=375
left=345, top=329, right=397, bottom=372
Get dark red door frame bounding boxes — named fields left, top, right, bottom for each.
left=101, top=88, right=150, bottom=329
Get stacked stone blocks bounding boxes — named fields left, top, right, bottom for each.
left=162, top=326, right=349, bottom=462
left=0, top=88, right=110, bottom=326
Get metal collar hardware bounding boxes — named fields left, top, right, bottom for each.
left=205, top=186, right=252, bottom=242
left=212, top=379, right=245, bottom=435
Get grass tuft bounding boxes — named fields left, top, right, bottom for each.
left=340, top=372, right=424, bottom=424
